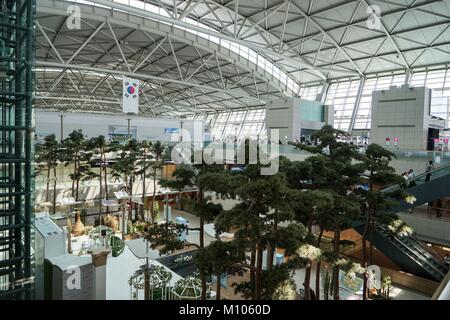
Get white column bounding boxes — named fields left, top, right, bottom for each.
left=349, top=78, right=366, bottom=133
left=90, top=249, right=110, bottom=300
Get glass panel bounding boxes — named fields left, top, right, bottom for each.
left=326, top=80, right=361, bottom=132
left=300, top=85, right=323, bottom=101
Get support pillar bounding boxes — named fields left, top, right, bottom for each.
left=89, top=248, right=110, bottom=300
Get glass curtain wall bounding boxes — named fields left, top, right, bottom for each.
left=325, top=79, right=360, bottom=132
left=189, top=66, right=450, bottom=136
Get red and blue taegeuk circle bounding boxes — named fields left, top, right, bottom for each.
left=127, top=86, right=135, bottom=95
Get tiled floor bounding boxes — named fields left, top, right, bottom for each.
left=409, top=205, right=450, bottom=222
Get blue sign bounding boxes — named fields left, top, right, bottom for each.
left=164, top=128, right=179, bottom=133
left=275, top=253, right=284, bottom=265
left=176, top=216, right=187, bottom=242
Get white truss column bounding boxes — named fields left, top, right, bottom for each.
left=349, top=77, right=366, bottom=133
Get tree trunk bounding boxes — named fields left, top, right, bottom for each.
left=66, top=216, right=73, bottom=254
left=266, top=242, right=274, bottom=272
left=46, top=167, right=50, bottom=202
left=369, top=219, right=375, bottom=265
left=76, top=178, right=80, bottom=202
left=71, top=159, right=76, bottom=197
left=52, top=166, right=57, bottom=215
left=250, top=246, right=256, bottom=300
left=99, top=164, right=103, bottom=217
left=144, top=269, right=150, bottom=300
left=71, top=178, right=75, bottom=198
left=130, top=175, right=137, bottom=221
left=369, top=176, right=375, bottom=266
left=266, top=221, right=277, bottom=271
left=304, top=260, right=312, bottom=300
left=199, top=193, right=205, bottom=249
left=216, top=274, right=221, bottom=300
left=152, top=167, right=157, bottom=223
left=75, top=160, right=80, bottom=202
left=103, top=157, right=109, bottom=212
left=362, top=209, right=371, bottom=300
left=332, top=224, right=341, bottom=300
left=315, top=228, right=324, bottom=300
left=200, top=211, right=207, bottom=300
left=198, top=189, right=206, bottom=299
left=304, top=212, right=315, bottom=300
left=255, top=240, right=263, bottom=300
left=125, top=176, right=129, bottom=221
left=142, top=169, right=146, bottom=221
left=142, top=156, right=146, bottom=203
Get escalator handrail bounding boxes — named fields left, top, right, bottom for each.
left=379, top=233, right=445, bottom=279
left=382, top=162, right=450, bottom=194
left=403, top=234, right=448, bottom=270
left=400, top=236, right=447, bottom=273
left=376, top=224, right=447, bottom=279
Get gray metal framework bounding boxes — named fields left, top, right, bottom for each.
left=0, top=0, right=35, bottom=299
left=35, top=0, right=450, bottom=122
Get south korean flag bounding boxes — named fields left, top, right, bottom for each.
left=123, top=77, right=140, bottom=114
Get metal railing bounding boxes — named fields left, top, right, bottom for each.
left=383, top=162, right=450, bottom=194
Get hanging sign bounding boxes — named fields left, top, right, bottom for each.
left=123, top=77, right=140, bottom=114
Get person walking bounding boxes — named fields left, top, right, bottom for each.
left=402, top=172, right=409, bottom=182
left=436, top=199, right=443, bottom=218
left=407, top=169, right=417, bottom=187
left=427, top=201, right=433, bottom=216
left=425, top=161, right=434, bottom=182
left=444, top=254, right=450, bottom=266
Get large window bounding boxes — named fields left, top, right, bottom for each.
left=410, top=71, right=427, bottom=87
left=240, top=109, right=265, bottom=139
left=444, top=70, right=450, bottom=96
left=198, top=68, right=450, bottom=135
left=204, top=113, right=216, bottom=126
left=299, top=85, right=323, bottom=101
left=208, top=109, right=265, bottom=141
left=326, top=80, right=361, bottom=131
left=222, top=110, right=247, bottom=138
left=210, top=112, right=228, bottom=140
left=411, top=69, right=449, bottom=93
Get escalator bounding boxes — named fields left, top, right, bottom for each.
left=383, top=162, right=450, bottom=212
left=354, top=224, right=448, bottom=282
left=353, top=163, right=450, bottom=282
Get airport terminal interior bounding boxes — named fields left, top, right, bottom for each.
left=1, top=0, right=450, bottom=301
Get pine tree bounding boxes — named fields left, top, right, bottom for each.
left=112, top=139, right=140, bottom=220
left=355, top=143, right=404, bottom=299
left=86, top=135, right=120, bottom=217
left=213, top=159, right=299, bottom=300
left=149, top=141, right=166, bottom=223
left=290, top=125, right=363, bottom=300
left=196, top=240, right=244, bottom=300
left=35, top=134, right=61, bottom=214
left=161, top=162, right=228, bottom=300
left=61, top=130, right=92, bottom=201
left=136, top=140, right=153, bottom=220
